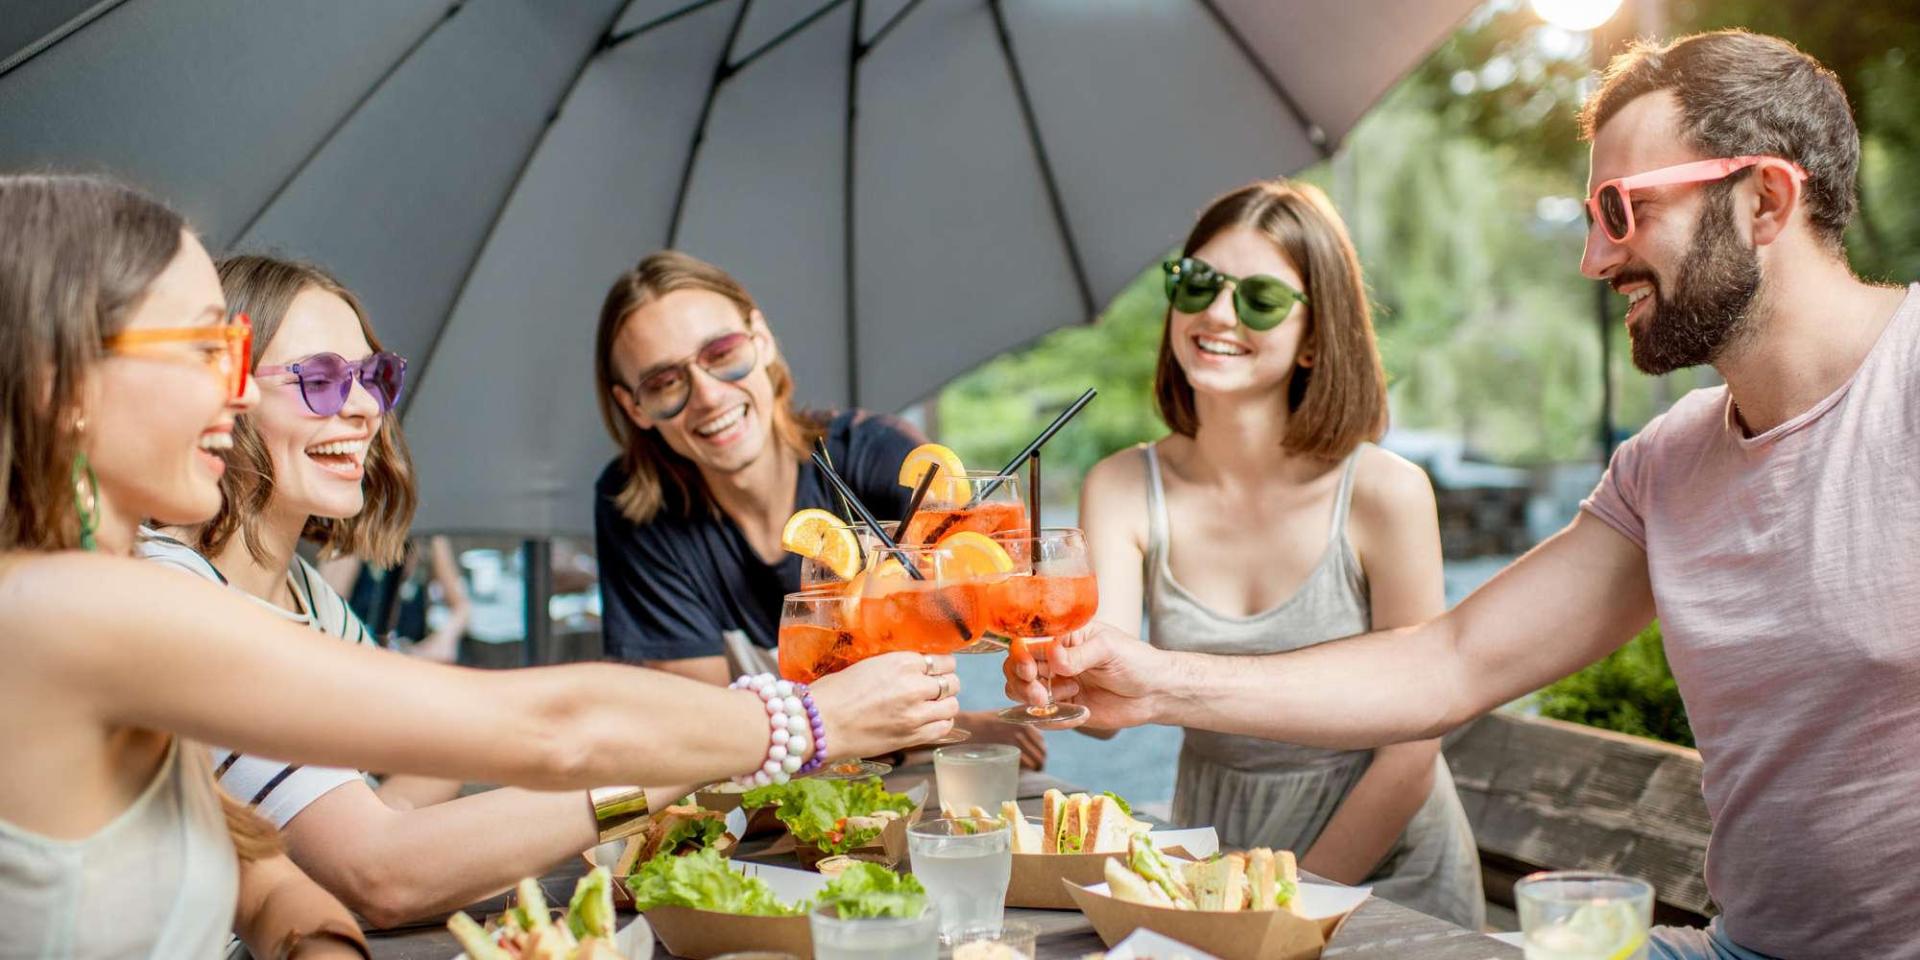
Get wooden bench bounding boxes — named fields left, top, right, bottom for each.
left=1444, top=711, right=1713, bottom=925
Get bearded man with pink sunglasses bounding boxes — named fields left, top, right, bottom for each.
left=1006, top=30, right=1919, bottom=960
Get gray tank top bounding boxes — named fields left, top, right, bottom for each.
left=0, top=737, right=239, bottom=957
left=1142, top=443, right=1373, bottom=770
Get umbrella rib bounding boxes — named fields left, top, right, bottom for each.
left=986, top=0, right=1094, bottom=319
left=404, top=0, right=639, bottom=414
left=1191, top=0, right=1329, bottom=156
left=227, top=1, right=468, bottom=248
left=727, top=0, right=849, bottom=75
left=856, top=0, right=926, bottom=58
left=664, top=0, right=753, bottom=248
left=842, top=0, right=863, bottom=407
left=0, top=0, right=130, bottom=80
left=602, top=0, right=728, bottom=51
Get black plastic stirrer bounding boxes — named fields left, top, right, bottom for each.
left=970, top=387, right=1097, bottom=508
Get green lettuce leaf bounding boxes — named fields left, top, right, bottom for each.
left=625, top=848, right=799, bottom=917
left=741, top=778, right=914, bottom=854
left=1275, top=875, right=1298, bottom=909
left=1101, top=792, right=1133, bottom=816
left=658, top=815, right=728, bottom=854
left=815, top=863, right=927, bottom=919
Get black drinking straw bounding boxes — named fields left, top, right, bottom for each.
left=810, top=450, right=923, bottom=580
left=970, top=387, right=1097, bottom=507
left=896, top=463, right=940, bottom=547
left=1027, top=450, right=1042, bottom=542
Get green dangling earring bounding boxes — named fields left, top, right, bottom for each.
left=72, top=450, right=100, bottom=552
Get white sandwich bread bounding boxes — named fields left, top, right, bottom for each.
left=1102, top=836, right=1301, bottom=914
left=1040, top=789, right=1145, bottom=855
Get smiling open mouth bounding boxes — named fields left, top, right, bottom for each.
left=1194, top=335, right=1251, bottom=357
left=306, top=438, right=367, bottom=472
left=693, top=404, right=746, bottom=438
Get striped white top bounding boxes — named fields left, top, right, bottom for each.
left=137, top=528, right=377, bottom=828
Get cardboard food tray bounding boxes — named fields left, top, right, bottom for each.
left=1065, top=879, right=1370, bottom=960
left=693, top=786, right=787, bottom=838
left=1006, top=824, right=1219, bottom=910
left=640, top=860, right=827, bottom=960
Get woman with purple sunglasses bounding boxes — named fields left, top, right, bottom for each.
left=128, top=255, right=940, bottom=929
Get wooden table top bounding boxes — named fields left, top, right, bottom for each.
left=367, top=770, right=1519, bottom=959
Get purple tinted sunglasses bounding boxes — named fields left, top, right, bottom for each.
left=256, top=351, right=408, bottom=417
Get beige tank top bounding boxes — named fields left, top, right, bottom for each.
left=1142, top=443, right=1374, bottom=769
left=0, top=737, right=239, bottom=957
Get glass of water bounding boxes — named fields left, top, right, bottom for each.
left=1516, top=871, right=1654, bottom=960
left=906, top=817, right=1012, bottom=944
left=933, top=744, right=1020, bottom=815
left=808, top=902, right=939, bottom=960
left=945, top=919, right=1038, bottom=958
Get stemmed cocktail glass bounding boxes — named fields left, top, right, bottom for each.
left=776, top=588, right=892, bottom=778
left=988, top=528, right=1096, bottom=727
left=901, top=472, right=1028, bottom=546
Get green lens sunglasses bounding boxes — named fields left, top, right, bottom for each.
left=1161, top=257, right=1308, bottom=331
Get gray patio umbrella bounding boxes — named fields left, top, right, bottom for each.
left=1, top=0, right=1475, bottom=538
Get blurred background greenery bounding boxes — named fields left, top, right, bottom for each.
left=932, top=0, right=1918, bottom=748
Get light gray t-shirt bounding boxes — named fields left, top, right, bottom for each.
left=138, top=530, right=376, bottom=828
left=1581, top=284, right=1920, bottom=959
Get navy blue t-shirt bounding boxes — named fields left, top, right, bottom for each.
left=595, top=409, right=923, bottom=662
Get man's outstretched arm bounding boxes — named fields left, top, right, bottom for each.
left=1011, top=512, right=1656, bottom=748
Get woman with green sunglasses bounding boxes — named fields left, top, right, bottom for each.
left=1078, top=180, right=1483, bottom=928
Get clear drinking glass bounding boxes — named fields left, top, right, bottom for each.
left=808, top=902, right=939, bottom=960
left=906, top=817, right=1012, bottom=944
left=944, top=920, right=1039, bottom=958
left=1515, top=871, right=1654, bottom=960
left=933, top=744, right=1020, bottom=815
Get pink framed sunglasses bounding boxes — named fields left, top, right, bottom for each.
left=1587, top=155, right=1808, bottom=244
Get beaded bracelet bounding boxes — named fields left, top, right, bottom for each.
left=730, top=673, right=828, bottom=785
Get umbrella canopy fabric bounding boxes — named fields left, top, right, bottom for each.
left=0, top=0, right=1475, bottom=536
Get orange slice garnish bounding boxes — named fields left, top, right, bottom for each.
left=781, top=508, right=861, bottom=580
left=898, top=443, right=970, bottom=503
left=935, top=531, right=1015, bottom=577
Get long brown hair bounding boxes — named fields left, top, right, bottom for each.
left=593, top=250, right=824, bottom=524
left=1153, top=180, right=1387, bottom=459
left=0, top=174, right=182, bottom=551
left=198, top=255, right=416, bottom=567
left=0, top=173, right=281, bottom=860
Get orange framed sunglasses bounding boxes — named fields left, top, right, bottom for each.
left=102, top=313, right=253, bottom=399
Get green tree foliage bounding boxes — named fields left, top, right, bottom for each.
left=1537, top=622, right=1695, bottom=747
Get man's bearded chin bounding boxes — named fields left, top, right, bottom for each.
left=1627, top=189, right=1763, bottom=376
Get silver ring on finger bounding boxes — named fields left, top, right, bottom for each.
left=934, top=674, right=951, bottom=700
left=922, top=654, right=936, bottom=676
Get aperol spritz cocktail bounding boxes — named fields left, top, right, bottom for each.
left=857, top=539, right=1002, bottom=656
left=989, top=528, right=1096, bottom=726
left=777, top=587, right=870, bottom=684
left=901, top=472, right=1029, bottom=546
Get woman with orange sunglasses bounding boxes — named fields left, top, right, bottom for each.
left=0, top=175, right=959, bottom=957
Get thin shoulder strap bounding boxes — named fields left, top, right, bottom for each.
left=1142, top=444, right=1171, bottom=563
left=1328, top=444, right=1366, bottom=546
